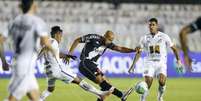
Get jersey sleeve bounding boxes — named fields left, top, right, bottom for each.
left=139, top=36, right=145, bottom=49
left=164, top=34, right=174, bottom=47
left=48, top=39, right=58, bottom=52
left=188, top=17, right=201, bottom=33
left=80, top=34, right=101, bottom=43
left=35, top=18, right=48, bottom=37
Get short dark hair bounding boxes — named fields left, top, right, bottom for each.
left=21, top=0, right=34, bottom=13
left=51, top=26, right=63, bottom=37
left=149, top=18, right=158, bottom=24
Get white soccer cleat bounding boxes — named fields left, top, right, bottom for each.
left=158, top=96, right=164, bottom=101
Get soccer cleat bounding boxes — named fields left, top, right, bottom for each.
left=121, top=87, right=134, bottom=101
left=158, top=96, right=164, bottom=101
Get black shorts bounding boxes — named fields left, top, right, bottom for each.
left=79, top=59, right=104, bottom=82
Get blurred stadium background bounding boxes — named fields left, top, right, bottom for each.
left=0, top=0, right=201, bottom=101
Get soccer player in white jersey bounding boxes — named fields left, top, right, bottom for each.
left=128, top=18, right=183, bottom=101
left=0, top=0, right=54, bottom=101
left=39, top=26, right=112, bottom=101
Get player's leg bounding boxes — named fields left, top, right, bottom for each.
left=79, top=60, right=132, bottom=101
left=26, top=89, right=40, bottom=101
left=157, top=73, right=166, bottom=101
left=96, top=74, right=134, bottom=101
left=71, top=77, right=113, bottom=100
left=141, top=61, right=155, bottom=101
left=157, top=63, right=167, bottom=101
left=7, top=75, right=28, bottom=101
left=140, top=76, right=153, bottom=101
left=40, top=78, right=56, bottom=101
left=7, top=95, right=17, bottom=101
left=26, top=74, right=40, bottom=101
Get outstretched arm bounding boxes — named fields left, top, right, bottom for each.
left=179, top=26, right=192, bottom=68
left=171, top=45, right=184, bottom=72
left=37, top=47, right=47, bottom=60
left=60, top=52, right=77, bottom=60
left=68, top=37, right=82, bottom=55
left=63, top=37, right=82, bottom=64
left=171, top=45, right=181, bottom=62
left=128, top=48, right=142, bottom=73
left=0, top=34, right=9, bottom=71
left=179, top=26, right=191, bottom=58
left=111, top=45, right=136, bottom=53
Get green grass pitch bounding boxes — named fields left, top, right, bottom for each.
left=0, top=78, right=201, bottom=101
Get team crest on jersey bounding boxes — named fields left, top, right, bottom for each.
left=96, top=41, right=100, bottom=45
left=95, top=46, right=105, bottom=53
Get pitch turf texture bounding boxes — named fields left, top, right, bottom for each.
left=0, top=78, right=201, bottom=101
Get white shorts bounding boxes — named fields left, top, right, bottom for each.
left=143, top=61, right=167, bottom=78
left=45, top=63, right=77, bottom=87
left=8, top=54, right=39, bottom=100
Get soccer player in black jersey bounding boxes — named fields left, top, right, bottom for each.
left=179, top=17, right=201, bottom=70
left=66, top=30, right=137, bottom=101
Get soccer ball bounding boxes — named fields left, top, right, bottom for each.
left=135, top=81, right=148, bottom=94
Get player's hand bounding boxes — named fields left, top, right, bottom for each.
left=62, top=54, right=77, bottom=64
left=184, top=55, right=192, bottom=71
left=134, top=47, right=142, bottom=53
left=63, top=56, right=70, bottom=64
left=2, top=61, right=9, bottom=71
left=66, top=55, right=77, bottom=60
left=128, top=68, right=134, bottom=74
left=176, top=60, right=184, bottom=74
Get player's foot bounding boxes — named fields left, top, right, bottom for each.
left=158, top=97, right=164, bottom=101
left=39, top=99, right=44, bottom=101
left=158, top=86, right=165, bottom=101
left=98, top=88, right=114, bottom=100
left=121, top=87, right=134, bottom=101
left=39, top=98, right=44, bottom=101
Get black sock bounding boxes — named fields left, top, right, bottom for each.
left=96, top=87, right=105, bottom=101
left=100, top=80, right=112, bottom=90
left=97, top=81, right=110, bottom=101
left=112, top=88, right=123, bottom=98
left=99, top=80, right=123, bottom=98
left=97, top=98, right=103, bottom=101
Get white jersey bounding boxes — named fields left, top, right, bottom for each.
left=139, top=31, right=174, bottom=63
left=1, top=14, right=48, bottom=100
left=3, top=14, right=48, bottom=56
left=43, top=38, right=77, bottom=85
left=44, top=38, right=61, bottom=65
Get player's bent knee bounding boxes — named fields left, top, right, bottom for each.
left=158, top=75, right=166, bottom=86
left=159, top=80, right=166, bottom=86
left=145, top=76, right=153, bottom=89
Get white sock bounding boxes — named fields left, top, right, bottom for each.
left=158, top=85, right=166, bottom=99
left=140, top=90, right=149, bottom=101
left=79, top=80, right=105, bottom=97
left=40, top=90, right=52, bottom=101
